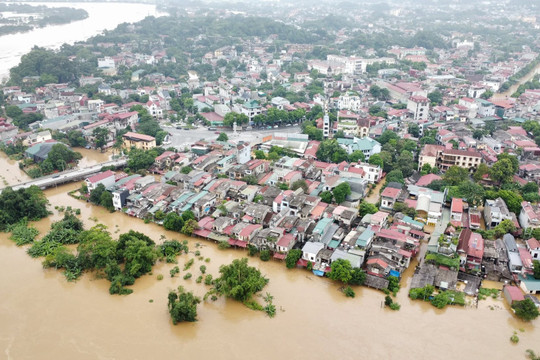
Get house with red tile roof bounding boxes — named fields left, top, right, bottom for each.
left=154, top=151, right=179, bottom=169
left=418, top=144, right=445, bottom=171
left=526, top=238, right=540, bottom=260
left=366, top=257, right=390, bottom=278
left=458, top=228, right=484, bottom=271
left=276, top=233, right=296, bottom=254
left=122, top=132, right=156, bottom=150
left=519, top=201, right=540, bottom=230
left=380, top=186, right=402, bottom=211
left=85, top=170, right=115, bottom=192
left=519, top=247, right=534, bottom=275
left=237, top=224, right=262, bottom=242
left=451, top=198, right=464, bottom=224
left=416, top=173, right=442, bottom=187
left=370, top=211, right=389, bottom=228
left=468, top=208, right=482, bottom=230
left=503, top=285, right=524, bottom=305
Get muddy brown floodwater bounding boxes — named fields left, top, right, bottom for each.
left=493, top=62, right=540, bottom=100
left=0, top=152, right=31, bottom=186
left=0, top=183, right=538, bottom=359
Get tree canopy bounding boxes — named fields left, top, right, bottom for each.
left=285, top=249, right=302, bottom=269
left=210, top=258, right=269, bottom=302
left=327, top=259, right=353, bottom=283
left=443, top=166, right=469, bottom=186
left=0, top=186, right=49, bottom=230
left=512, top=299, right=540, bottom=321
left=332, top=182, right=351, bottom=204
left=168, top=286, right=200, bottom=324
left=316, top=139, right=348, bottom=163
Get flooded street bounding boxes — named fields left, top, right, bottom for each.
left=0, top=181, right=537, bottom=359
left=364, top=178, right=385, bottom=205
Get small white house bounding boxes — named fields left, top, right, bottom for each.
left=526, top=238, right=540, bottom=260
left=302, top=241, right=325, bottom=262
left=85, top=170, right=115, bottom=192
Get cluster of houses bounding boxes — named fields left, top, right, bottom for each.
left=1, top=0, right=540, bottom=308
left=79, top=124, right=540, bottom=299
left=412, top=190, right=540, bottom=298
left=83, top=136, right=444, bottom=289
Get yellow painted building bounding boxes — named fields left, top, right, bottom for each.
left=122, top=132, right=156, bottom=150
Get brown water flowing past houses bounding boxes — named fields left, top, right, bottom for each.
left=0, top=182, right=538, bottom=360
left=493, top=62, right=540, bottom=100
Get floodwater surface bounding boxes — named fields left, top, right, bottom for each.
left=0, top=182, right=538, bottom=359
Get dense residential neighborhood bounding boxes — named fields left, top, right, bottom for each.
left=1, top=0, right=540, bottom=318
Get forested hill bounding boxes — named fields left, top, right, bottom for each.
left=91, top=15, right=324, bottom=47
left=8, top=15, right=325, bottom=87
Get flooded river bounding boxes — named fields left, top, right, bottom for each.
left=0, top=181, right=538, bottom=359
left=0, top=2, right=166, bottom=81
left=494, top=62, right=540, bottom=100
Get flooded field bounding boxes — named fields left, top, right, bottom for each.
left=0, top=151, right=30, bottom=186
left=0, top=182, right=538, bottom=359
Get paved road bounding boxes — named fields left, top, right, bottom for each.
left=162, top=124, right=302, bottom=149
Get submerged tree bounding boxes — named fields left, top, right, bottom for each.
left=285, top=249, right=302, bottom=269
left=209, top=258, right=269, bottom=302
left=168, top=286, right=201, bottom=324
left=512, top=299, right=540, bottom=321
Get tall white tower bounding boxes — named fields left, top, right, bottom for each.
left=323, top=100, right=330, bottom=138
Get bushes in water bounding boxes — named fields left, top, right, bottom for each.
left=30, top=221, right=160, bottom=295
left=183, top=259, right=194, bottom=271
left=170, top=266, right=180, bottom=277
left=8, top=220, right=39, bottom=246
left=218, top=241, right=231, bottom=250
left=409, top=285, right=465, bottom=309
left=260, top=250, right=271, bottom=261
left=384, top=295, right=400, bottom=311
left=158, top=240, right=187, bottom=263
left=344, top=286, right=355, bottom=298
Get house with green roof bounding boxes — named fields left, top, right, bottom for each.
left=337, top=136, right=381, bottom=161
left=24, top=141, right=63, bottom=162
left=356, top=229, right=375, bottom=249
left=240, top=99, right=262, bottom=120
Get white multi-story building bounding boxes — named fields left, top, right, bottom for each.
left=337, top=94, right=362, bottom=112
left=407, top=95, right=430, bottom=121
left=323, top=113, right=330, bottom=138
left=519, top=201, right=540, bottom=230
left=484, top=198, right=512, bottom=229
left=98, top=57, right=115, bottom=69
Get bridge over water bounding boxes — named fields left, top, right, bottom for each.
left=0, top=158, right=127, bottom=193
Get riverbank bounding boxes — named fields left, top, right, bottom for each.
left=494, top=61, right=540, bottom=99
left=0, top=181, right=537, bottom=359
left=0, top=2, right=166, bottom=81
left=0, top=3, right=88, bottom=37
